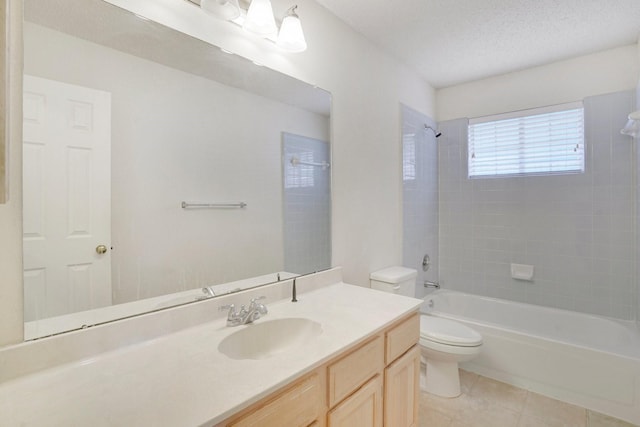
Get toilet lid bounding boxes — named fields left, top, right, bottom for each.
left=420, top=316, right=482, bottom=347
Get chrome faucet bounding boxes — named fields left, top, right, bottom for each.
left=195, top=286, right=216, bottom=301
left=220, top=296, right=268, bottom=326
left=424, top=280, right=440, bottom=289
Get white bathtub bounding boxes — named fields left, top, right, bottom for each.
left=422, top=290, right=640, bottom=425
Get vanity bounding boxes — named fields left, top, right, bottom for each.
left=1, top=1, right=422, bottom=424
left=221, top=309, right=420, bottom=427
left=0, top=269, right=422, bottom=426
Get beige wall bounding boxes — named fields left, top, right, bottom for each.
left=0, top=0, right=23, bottom=347
left=437, top=45, right=639, bottom=121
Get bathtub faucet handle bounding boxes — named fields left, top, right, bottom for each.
left=424, top=280, right=440, bottom=289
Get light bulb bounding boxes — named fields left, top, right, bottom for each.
left=277, top=6, right=307, bottom=53
left=243, top=0, right=278, bottom=38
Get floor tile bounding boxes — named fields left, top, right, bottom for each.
left=419, top=372, right=635, bottom=427
left=468, top=375, right=528, bottom=413
left=450, top=405, right=520, bottom=427
left=420, top=390, right=473, bottom=420
left=587, top=410, right=638, bottom=427
left=523, top=392, right=586, bottom=427
left=459, top=369, right=479, bottom=395
left=518, top=414, right=563, bottom=427
left=419, top=406, right=452, bottom=427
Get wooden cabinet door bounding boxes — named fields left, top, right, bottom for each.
left=384, top=346, right=420, bottom=427
left=328, top=375, right=383, bottom=427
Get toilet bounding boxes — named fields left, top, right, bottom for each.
left=370, top=266, right=483, bottom=398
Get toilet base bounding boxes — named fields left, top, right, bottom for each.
left=421, top=359, right=461, bottom=398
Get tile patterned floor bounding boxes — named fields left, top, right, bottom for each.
left=419, top=370, right=638, bottom=427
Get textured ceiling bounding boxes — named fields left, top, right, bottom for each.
left=314, top=0, right=640, bottom=88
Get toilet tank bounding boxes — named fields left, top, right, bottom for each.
left=369, top=266, right=417, bottom=297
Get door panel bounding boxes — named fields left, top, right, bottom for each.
left=23, top=75, right=112, bottom=321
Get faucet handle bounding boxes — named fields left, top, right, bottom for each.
left=250, top=296, right=268, bottom=315
left=219, top=303, right=236, bottom=317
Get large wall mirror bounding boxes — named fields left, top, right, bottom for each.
left=22, top=0, right=331, bottom=340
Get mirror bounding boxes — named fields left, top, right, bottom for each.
left=22, top=0, right=331, bottom=340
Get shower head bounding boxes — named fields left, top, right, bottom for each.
left=424, top=125, right=442, bottom=138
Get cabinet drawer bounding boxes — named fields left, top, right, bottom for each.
left=328, top=335, right=384, bottom=407
left=229, top=373, right=322, bottom=427
left=385, top=313, right=419, bottom=364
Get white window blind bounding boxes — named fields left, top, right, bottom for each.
left=403, top=134, right=416, bottom=181
left=468, top=102, right=584, bottom=178
left=285, top=151, right=315, bottom=188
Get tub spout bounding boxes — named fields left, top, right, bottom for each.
left=424, top=281, right=440, bottom=289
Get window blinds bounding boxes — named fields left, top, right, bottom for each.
left=402, top=134, right=416, bottom=181
left=468, top=102, right=584, bottom=178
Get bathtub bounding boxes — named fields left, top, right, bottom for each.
left=422, top=289, right=640, bottom=425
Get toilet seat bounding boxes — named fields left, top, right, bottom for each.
left=420, top=316, right=482, bottom=347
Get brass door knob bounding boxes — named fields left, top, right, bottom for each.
left=96, top=245, right=108, bottom=254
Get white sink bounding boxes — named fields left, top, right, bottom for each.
left=218, top=318, right=323, bottom=360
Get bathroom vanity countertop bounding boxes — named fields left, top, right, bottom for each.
left=0, top=282, right=422, bottom=426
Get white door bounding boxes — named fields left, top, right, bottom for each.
left=23, top=75, right=112, bottom=321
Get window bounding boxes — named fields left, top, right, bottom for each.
left=285, top=151, right=315, bottom=188
left=468, top=102, right=584, bottom=178
left=402, top=134, right=416, bottom=181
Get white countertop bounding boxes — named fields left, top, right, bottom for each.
left=0, top=282, right=422, bottom=426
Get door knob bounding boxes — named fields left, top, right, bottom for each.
left=96, top=245, right=108, bottom=254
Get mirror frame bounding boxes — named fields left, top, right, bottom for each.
left=0, top=0, right=7, bottom=204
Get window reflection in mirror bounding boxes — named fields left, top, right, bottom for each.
left=22, top=0, right=331, bottom=340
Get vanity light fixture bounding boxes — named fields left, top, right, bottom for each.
left=243, top=0, right=278, bottom=38
left=198, top=0, right=307, bottom=53
left=620, top=110, right=640, bottom=138
left=276, top=5, right=307, bottom=53
left=200, top=0, right=241, bottom=20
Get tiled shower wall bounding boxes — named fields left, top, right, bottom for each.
left=402, top=105, right=439, bottom=298
left=438, top=91, right=637, bottom=320
left=283, top=133, right=331, bottom=275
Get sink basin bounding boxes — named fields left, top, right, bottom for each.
left=218, top=318, right=323, bottom=360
